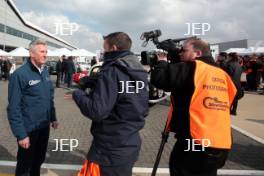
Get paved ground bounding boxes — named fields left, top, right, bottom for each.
left=0, top=77, right=263, bottom=176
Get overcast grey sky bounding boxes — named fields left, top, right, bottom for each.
left=13, top=0, right=264, bottom=52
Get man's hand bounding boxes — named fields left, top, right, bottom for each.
left=18, top=137, right=30, bottom=149
left=51, top=121, right=59, bottom=129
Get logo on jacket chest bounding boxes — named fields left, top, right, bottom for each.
left=29, top=80, right=41, bottom=86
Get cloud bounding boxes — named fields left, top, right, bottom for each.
left=21, top=11, right=103, bottom=52
left=13, top=0, right=264, bottom=52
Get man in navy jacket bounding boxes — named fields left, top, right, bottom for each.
left=7, top=39, right=58, bottom=176
left=73, top=32, right=149, bottom=176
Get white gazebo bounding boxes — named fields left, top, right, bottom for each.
left=47, top=49, right=58, bottom=57
left=224, top=48, right=255, bottom=55
left=71, top=49, right=96, bottom=57
left=9, top=47, right=29, bottom=57
left=255, top=47, right=264, bottom=54
left=53, top=48, right=72, bottom=57
left=0, top=49, right=10, bottom=56
left=225, top=48, right=246, bottom=54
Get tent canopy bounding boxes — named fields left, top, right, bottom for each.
left=0, top=49, right=10, bottom=56
left=71, top=49, right=96, bottom=57
left=9, top=47, right=29, bottom=57
left=47, top=49, right=58, bottom=57
left=225, top=47, right=264, bottom=55
left=255, top=47, right=264, bottom=53
left=52, top=48, right=72, bottom=57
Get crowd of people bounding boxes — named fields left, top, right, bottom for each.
left=55, top=55, right=76, bottom=88
left=217, top=53, right=264, bottom=92
left=56, top=55, right=98, bottom=88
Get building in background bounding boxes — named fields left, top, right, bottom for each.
left=0, top=0, right=76, bottom=52
left=213, top=39, right=264, bottom=53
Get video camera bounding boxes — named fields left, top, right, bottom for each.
left=140, top=29, right=196, bottom=66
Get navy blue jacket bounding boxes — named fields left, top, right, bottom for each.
left=73, top=51, right=149, bottom=166
left=7, top=60, right=56, bottom=140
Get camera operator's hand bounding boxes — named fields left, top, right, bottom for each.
left=157, top=52, right=167, bottom=61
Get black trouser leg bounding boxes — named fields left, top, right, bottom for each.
left=67, top=73, right=72, bottom=88
left=100, top=162, right=134, bottom=176
left=61, top=72, right=64, bottom=82
left=231, top=98, right=238, bottom=115
left=30, top=127, right=50, bottom=176
left=16, top=143, right=35, bottom=176
left=15, top=127, right=50, bottom=176
left=64, top=73, right=68, bottom=84
left=169, top=142, right=217, bottom=176
left=4, top=72, right=9, bottom=80
left=56, top=72, right=61, bottom=87
left=169, top=142, right=184, bottom=176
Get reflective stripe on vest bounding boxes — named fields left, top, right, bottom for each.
left=189, top=60, right=237, bottom=149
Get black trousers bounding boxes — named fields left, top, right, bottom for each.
left=66, top=72, right=73, bottom=88
left=100, top=162, right=134, bottom=176
left=246, top=72, right=258, bottom=90
left=56, top=72, right=61, bottom=88
left=169, top=141, right=222, bottom=176
left=231, top=98, right=238, bottom=115
left=15, top=127, right=50, bottom=176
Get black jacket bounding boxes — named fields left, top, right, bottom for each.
left=73, top=51, right=149, bottom=166
left=64, top=59, right=76, bottom=74
left=56, top=60, right=63, bottom=73
left=223, top=61, right=243, bottom=98
left=7, top=60, right=56, bottom=140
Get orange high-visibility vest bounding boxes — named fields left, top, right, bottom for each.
left=189, top=60, right=237, bottom=149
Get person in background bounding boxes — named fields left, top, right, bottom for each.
left=56, top=55, right=64, bottom=88
left=216, top=52, right=228, bottom=67
left=245, top=54, right=262, bottom=91
left=9, top=58, right=16, bottom=75
left=64, top=56, right=76, bottom=88
left=61, top=55, right=67, bottom=83
left=2, top=57, right=12, bottom=80
left=91, top=56, right=98, bottom=67
left=225, top=53, right=243, bottom=115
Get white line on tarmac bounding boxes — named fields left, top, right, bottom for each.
left=0, top=161, right=264, bottom=175
left=231, top=125, right=264, bottom=144
left=218, top=169, right=264, bottom=175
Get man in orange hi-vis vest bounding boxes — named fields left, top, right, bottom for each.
left=151, top=38, right=237, bottom=176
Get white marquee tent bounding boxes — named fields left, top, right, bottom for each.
left=52, top=48, right=72, bottom=57
left=9, top=47, right=29, bottom=57
left=255, top=47, right=264, bottom=54
left=71, top=49, right=96, bottom=57
left=0, top=49, right=10, bottom=56
left=225, top=47, right=264, bottom=55
left=47, top=49, right=55, bottom=57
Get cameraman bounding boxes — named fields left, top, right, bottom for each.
left=151, top=38, right=237, bottom=176
left=72, top=32, right=149, bottom=176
